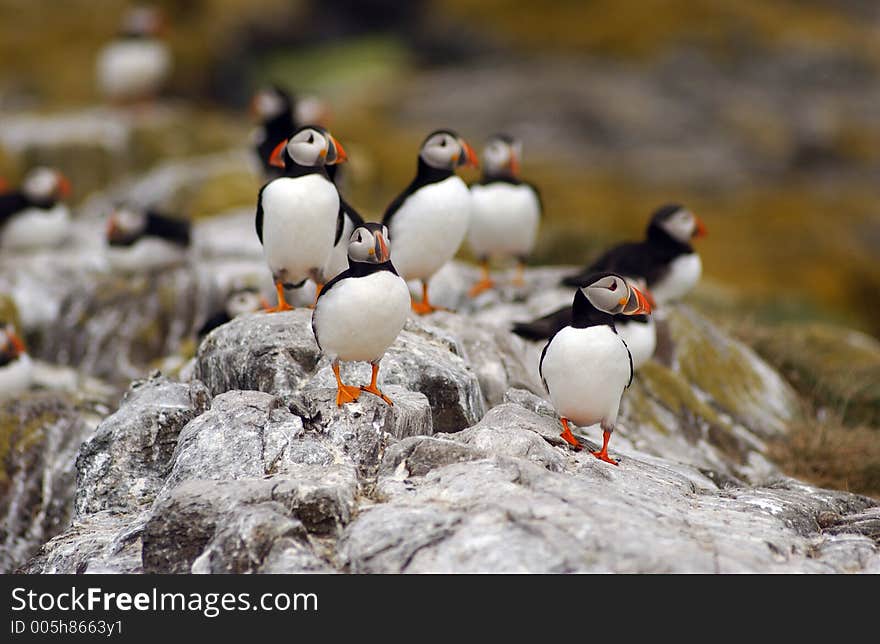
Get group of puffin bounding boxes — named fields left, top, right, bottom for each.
left=0, top=6, right=710, bottom=466
left=248, top=85, right=707, bottom=465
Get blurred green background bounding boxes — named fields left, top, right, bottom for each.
left=1, top=0, right=879, bottom=335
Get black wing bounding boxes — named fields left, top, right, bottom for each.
left=381, top=178, right=420, bottom=230
left=255, top=183, right=267, bottom=245
left=512, top=305, right=571, bottom=341
left=145, top=210, right=191, bottom=246
left=538, top=337, right=552, bottom=392
left=0, top=193, right=27, bottom=228
left=561, top=241, right=646, bottom=287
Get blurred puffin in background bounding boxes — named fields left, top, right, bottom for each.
left=0, top=167, right=72, bottom=251
left=514, top=204, right=706, bottom=369
left=539, top=272, right=652, bottom=464
left=197, top=287, right=264, bottom=340
left=382, top=129, right=478, bottom=314
left=467, top=134, right=541, bottom=296
left=0, top=324, right=33, bottom=399
left=96, top=4, right=172, bottom=105
left=104, top=204, right=191, bottom=272
left=256, top=125, right=347, bottom=311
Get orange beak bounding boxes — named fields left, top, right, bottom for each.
left=57, top=174, right=72, bottom=199
left=269, top=139, right=288, bottom=168
left=106, top=213, right=119, bottom=240
left=509, top=152, right=520, bottom=177
left=624, top=285, right=653, bottom=315
left=458, top=138, right=479, bottom=169
left=327, top=134, right=347, bottom=165
left=374, top=231, right=390, bottom=263
left=7, top=329, right=26, bottom=357
left=693, top=216, right=707, bottom=239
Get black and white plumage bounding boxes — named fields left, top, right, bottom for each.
left=322, top=197, right=365, bottom=283
left=561, top=204, right=706, bottom=304
left=96, top=5, right=171, bottom=103
left=197, top=287, right=263, bottom=339
left=539, top=272, right=652, bottom=464
left=255, top=125, right=347, bottom=311
left=382, top=129, right=478, bottom=314
left=312, top=223, right=410, bottom=406
left=0, top=324, right=33, bottom=399
left=467, top=134, right=541, bottom=295
left=105, top=205, right=191, bottom=272
left=0, top=167, right=72, bottom=251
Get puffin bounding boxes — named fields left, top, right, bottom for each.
left=251, top=85, right=334, bottom=179
left=382, top=129, right=478, bottom=314
left=96, top=5, right=172, bottom=104
left=312, top=222, right=410, bottom=406
left=0, top=167, right=72, bottom=251
left=105, top=204, right=191, bottom=272
left=197, top=287, right=264, bottom=340
left=0, top=324, right=33, bottom=399
left=562, top=204, right=707, bottom=303
left=467, top=134, right=541, bottom=296
left=256, top=125, right=347, bottom=311
left=539, top=272, right=652, bottom=464
left=515, top=204, right=706, bottom=367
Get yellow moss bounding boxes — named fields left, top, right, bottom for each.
left=0, top=295, right=22, bottom=332
left=0, top=398, right=59, bottom=487
left=183, top=171, right=261, bottom=219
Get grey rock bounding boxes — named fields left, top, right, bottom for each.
left=0, top=393, right=101, bottom=573
left=195, top=311, right=320, bottom=401
left=340, top=400, right=880, bottom=573
left=75, top=374, right=210, bottom=517
left=197, top=308, right=483, bottom=433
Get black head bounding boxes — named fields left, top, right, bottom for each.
left=269, top=125, right=347, bottom=171
left=646, top=204, right=707, bottom=244
left=106, top=204, right=147, bottom=245
left=250, top=84, right=293, bottom=122
left=348, top=222, right=391, bottom=264
left=482, top=133, right=522, bottom=180
left=578, top=272, right=653, bottom=316
left=418, top=129, right=479, bottom=171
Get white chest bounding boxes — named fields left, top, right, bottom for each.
left=1, top=204, right=70, bottom=250
left=96, top=40, right=171, bottom=99
left=387, top=176, right=471, bottom=280
left=313, top=270, right=411, bottom=363
left=261, top=175, right=339, bottom=280
left=0, top=354, right=34, bottom=399
left=617, top=317, right=656, bottom=370
left=653, top=253, right=702, bottom=304
left=541, top=325, right=631, bottom=426
left=467, top=183, right=540, bottom=257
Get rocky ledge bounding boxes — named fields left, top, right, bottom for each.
left=19, top=268, right=880, bottom=573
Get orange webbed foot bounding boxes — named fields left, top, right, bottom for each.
left=411, top=300, right=440, bottom=315
left=590, top=450, right=619, bottom=466
left=336, top=384, right=362, bottom=406
left=264, top=302, right=294, bottom=313
left=559, top=418, right=582, bottom=451
left=361, top=385, right=393, bottom=406
left=468, top=277, right=495, bottom=298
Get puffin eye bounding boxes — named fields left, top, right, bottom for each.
left=307, top=133, right=314, bottom=144
left=608, top=281, right=618, bottom=291
left=440, top=138, right=447, bottom=147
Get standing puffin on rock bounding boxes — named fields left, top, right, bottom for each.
left=383, top=129, right=477, bottom=314
left=96, top=5, right=172, bottom=105
left=0, top=167, right=72, bottom=251
left=312, top=223, right=410, bottom=407
left=0, top=324, right=33, bottom=399
left=540, top=272, right=652, bottom=464
left=256, top=125, right=347, bottom=312
left=104, top=204, right=191, bottom=272
left=467, top=134, right=541, bottom=296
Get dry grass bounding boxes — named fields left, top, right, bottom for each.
left=768, top=414, right=880, bottom=499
